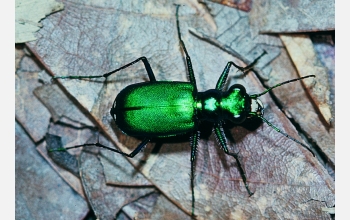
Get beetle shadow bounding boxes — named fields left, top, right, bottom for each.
left=209, top=118, right=263, bottom=172
left=109, top=119, right=194, bottom=166
left=109, top=116, right=263, bottom=172
left=223, top=117, right=263, bottom=143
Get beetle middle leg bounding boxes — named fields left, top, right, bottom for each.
left=175, top=5, right=201, bottom=217
left=216, top=51, right=267, bottom=90
left=190, top=131, right=200, bottom=218
left=102, top=56, right=156, bottom=81
left=175, top=4, right=197, bottom=91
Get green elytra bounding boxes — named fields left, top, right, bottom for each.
left=52, top=5, right=315, bottom=218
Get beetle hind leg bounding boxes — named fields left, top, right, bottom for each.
left=190, top=131, right=200, bottom=217
left=52, top=137, right=151, bottom=158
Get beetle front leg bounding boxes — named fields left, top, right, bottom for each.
left=213, top=123, right=254, bottom=196
left=223, top=149, right=254, bottom=196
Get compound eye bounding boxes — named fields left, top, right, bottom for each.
left=251, top=98, right=264, bottom=116
left=256, top=99, right=264, bottom=116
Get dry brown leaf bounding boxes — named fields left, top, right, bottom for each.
left=100, top=149, right=153, bottom=186
left=15, top=71, right=51, bottom=142
left=79, top=149, right=156, bottom=220
left=149, top=194, right=191, bottom=219
left=249, top=0, right=334, bottom=33
left=37, top=140, right=86, bottom=199
left=280, top=34, right=332, bottom=125
left=34, top=83, right=94, bottom=125
left=16, top=45, right=91, bottom=218
left=15, top=45, right=25, bottom=70
left=38, top=119, right=96, bottom=198
left=116, top=191, right=189, bottom=219
left=186, top=1, right=282, bottom=82
left=205, top=0, right=252, bottom=11
left=267, top=48, right=335, bottom=165
left=15, top=121, right=89, bottom=219
left=117, top=191, right=160, bottom=218
left=310, top=33, right=335, bottom=126
left=15, top=46, right=157, bottom=217
left=15, top=0, right=64, bottom=43
left=15, top=45, right=52, bottom=142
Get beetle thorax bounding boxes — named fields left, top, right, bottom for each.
left=197, top=85, right=250, bottom=124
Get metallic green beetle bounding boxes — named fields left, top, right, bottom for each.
left=53, top=5, right=315, bottom=217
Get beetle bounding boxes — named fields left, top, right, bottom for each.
left=52, top=5, right=315, bottom=217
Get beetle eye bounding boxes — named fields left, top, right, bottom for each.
left=250, top=98, right=264, bottom=115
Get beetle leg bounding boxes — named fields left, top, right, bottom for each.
left=124, top=137, right=151, bottom=158
left=190, top=131, right=200, bottom=217
left=54, top=137, right=151, bottom=158
left=216, top=62, right=240, bottom=90
left=213, top=123, right=227, bottom=148
left=53, top=56, right=156, bottom=82
left=103, top=56, right=156, bottom=81
left=216, top=51, right=267, bottom=90
left=175, top=5, right=197, bottom=91
left=239, top=50, right=267, bottom=74
left=213, top=123, right=254, bottom=196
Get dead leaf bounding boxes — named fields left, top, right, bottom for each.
left=79, top=148, right=156, bottom=220
left=187, top=1, right=282, bottom=80
left=249, top=0, right=335, bottom=33
left=34, top=83, right=94, bottom=126
left=15, top=45, right=25, bottom=70
left=100, top=149, right=153, bottom=186
left=205, top=0, right=252, bottom=11
left=37, top=140, right=86, bottom=199
left=15, top=121, right=89, bottom=219
left=15, top=45, right=52, bottom=142
left=36, top=119, right=96, bottom=199
left=15, top=70, right=51, bottom=142
left=15, top=0, right=64, bottom=43
left=116, top=191, right=160, bottom=219
left=149, top=194, right=191, bottom=219
left=115, top=189, right=189, bottom=219
left=310, top=33, right=335, bottom=126
left=267, top=47, right=335, bottom=166
left=46, top=118, right=96, bottom=150
left=280, top=34, right=332, bottom=125
left=46, top=134, right=79, bottom=176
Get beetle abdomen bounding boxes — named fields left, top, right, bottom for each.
left=111, top=81, right=197, bottom=137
